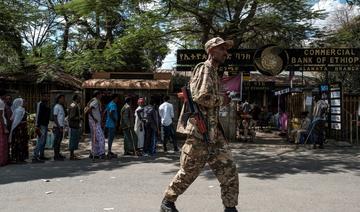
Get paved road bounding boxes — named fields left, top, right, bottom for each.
left=0, top=132, right=359, bottom=212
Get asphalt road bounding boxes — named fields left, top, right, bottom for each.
left=0, top=132, right=359, bottom=212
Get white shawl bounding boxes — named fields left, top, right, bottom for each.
left=134, top=106, right=144, bottom=132
left=9, top=98, right=25, bottom=143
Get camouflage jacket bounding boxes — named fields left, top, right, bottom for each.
left=177, top=60, right=224, bottom=143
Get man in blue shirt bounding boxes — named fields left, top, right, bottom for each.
left=105, top=94, right=119, bottom=158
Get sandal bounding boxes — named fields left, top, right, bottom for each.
left=70, top=155, right=81, bottom=160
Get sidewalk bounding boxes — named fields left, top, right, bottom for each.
left=23, top=129, right=359, bottom=166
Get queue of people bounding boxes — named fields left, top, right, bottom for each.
left=0, top=90, right=30, bottom=165
left=86, top=91, right=178, bottom=158
left=0, top=88, right=179, bottom=166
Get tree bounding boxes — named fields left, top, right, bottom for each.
left=160, top=0, right=326, bottom=48
left=307, top=4, right=360, bottom=92
left=20, top=0, right=169, bottom=77
left=57, top=0, right=169, bottom=75
left=21, top=1, right=58, bottom=52
left=0, top=0, right=330, bottom=77
left=0, top=0, right=29, bottom=72
left=324, top=16, right=360, bottom=91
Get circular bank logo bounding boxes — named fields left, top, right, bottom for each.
left=254, top=45, right=289, bottom=76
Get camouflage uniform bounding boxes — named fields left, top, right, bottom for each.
left=164, top=60, right=239, bottom=207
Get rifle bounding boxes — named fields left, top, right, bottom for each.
left=181, top=86, right=209, bottom=144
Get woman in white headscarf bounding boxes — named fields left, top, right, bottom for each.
left=134, top=98, right=145, bottom=154
left=9, top=98, right=29, bottom=163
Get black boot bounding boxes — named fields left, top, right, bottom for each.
left=160, top=199, right=178, bottom=212
left=224, top=207, right=238, bottom=212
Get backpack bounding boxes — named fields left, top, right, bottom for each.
left=143, top=105, right=154, bottom=125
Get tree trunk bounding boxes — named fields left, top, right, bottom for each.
left=96, top=13, right=100, bottom=36
left=105, top=17, right=114, bottom=45
left=12, top=31, right=24, bottom=68
left=61, top=22, right=70, bottom=57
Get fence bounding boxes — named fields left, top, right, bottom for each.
left=339, top=95, right=360, bottom=145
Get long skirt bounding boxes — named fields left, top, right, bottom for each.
left=89, top=117, right=105, bottom=156
left=123, top=128, right=136, bottom=153
left=11, top=123, right=29, bottom=162
left=0, top=123, right=8, bottom=166
left=69, top=128, right=81, bottom=151
left=135, top=127, right=144, bottom=149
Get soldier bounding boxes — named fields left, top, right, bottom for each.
left=160, top=37, right=239, bottom=212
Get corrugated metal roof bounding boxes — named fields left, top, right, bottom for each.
left=82, top=79, right=171, bottom=90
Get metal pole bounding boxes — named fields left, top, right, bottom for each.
left=278, top=95, right=280, bottom=114
left=350, top=113, right=353, bottom=144
left=302, top=71, right=304, bottom=86
left=356, top=109, right=359, bottom=145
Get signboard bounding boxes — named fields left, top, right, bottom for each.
left=243, top=72, right=250, bottom=81
left=274, top=87, right=303, bottom=96
left=287, top=49, right=360, bottom=72
left=218, top=67, right=253, bottom=76
left=305, top=96, right=313, bottom=106
left=253, top=45, right=289, bottom=76
left=177, top=49, right=254, bottom=65
left=176, top=47, right=360, bottom=75
left=329, top=82, right=342, bottom=130
left=243, top=81, right=274, bottom=91
left=319, top=82, right=342, bottom=130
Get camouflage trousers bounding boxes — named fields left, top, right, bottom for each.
left=163, top=134, right=239, bottom=207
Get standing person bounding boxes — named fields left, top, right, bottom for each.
left=279, top=108, right=288, bottom=136
left=159, top=96, right=179, bottom=152
left=4, top=95, right=12, bottom=133
left=120, top=97, right=136, bottom=155
left=143, top=97, right=159, bottom=156
left=251, top=103, right=261, bottom=125
left=53, top=94, right=66, bottom=161
left=313, top=95, right=329, bottom=120
left=241, top=99, right=251, bottom=114
left=9, top=98, right=29, bottom=164
left=32, top=93, right=51, bottom=163
left=88, top=91, right=106, bottom=159
left=160, top=37, right=239, bottom=212
left=311, top=95, right=329, bottom=149
left=134, top=98, right=145, bottom=154
left=68, top=94, right=82, bottom=160
left=105, top=94, right=119, bottom=158
left=0, top=89, right=9, bottom=166
left=4, top=94, right=12, bottom=163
